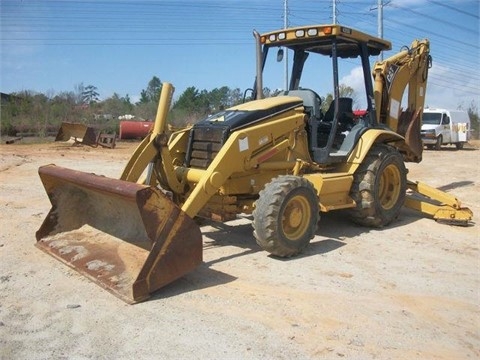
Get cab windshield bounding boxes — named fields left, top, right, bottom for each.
left=422, top=112, right=442, bottom=125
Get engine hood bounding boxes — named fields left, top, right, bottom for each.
left=196, top=96, right=303, bottom=132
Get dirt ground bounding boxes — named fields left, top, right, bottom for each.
left=0, top=138, right=479, bottom=360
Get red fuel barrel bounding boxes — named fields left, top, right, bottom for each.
left=119, top=121, right=153, bottom=139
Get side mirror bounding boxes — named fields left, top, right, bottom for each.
left=277, top=48, right=284, bottom=62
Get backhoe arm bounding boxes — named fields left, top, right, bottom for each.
left=373, top=39, right=432, bottom=162
left=372, top=41, right=472, bottom=225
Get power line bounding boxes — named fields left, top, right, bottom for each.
left=389, top=2, right=477, bottom=34
left=426, top=0, right=480, bottom=19
left=1, top=0, right=478, bottom=102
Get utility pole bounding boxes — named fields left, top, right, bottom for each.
left=378, top=0, right=384, bottom=60
left=284, top=0, right=289, bottom=91
left=333, top=0, right=337, bottom=24
left=371, top=0, right=390, bottom=61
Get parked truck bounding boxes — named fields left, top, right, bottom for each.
left=421, top=108, right=471, bottom=150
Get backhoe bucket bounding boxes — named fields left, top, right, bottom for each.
left=36, top=164, right=203, bottom=304
left=55, top=122, right=98, bottom=146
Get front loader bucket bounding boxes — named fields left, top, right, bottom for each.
left=36, top=164, right=203, bottom=303
left=55, top=122, right=98, bottom=146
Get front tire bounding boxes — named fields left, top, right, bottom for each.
left=434, top=135, right=442, bottom=150
left=253, top=176, right=319, bottom=257
left=348, top=144, right=407, bottom=227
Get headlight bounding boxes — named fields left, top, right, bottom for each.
left=295, top=30, right=305, bottom=38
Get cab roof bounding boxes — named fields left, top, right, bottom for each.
left=259, top=24, right=392, bottom=58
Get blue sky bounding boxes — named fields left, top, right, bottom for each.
left=1, top=0, right=479, bottom=110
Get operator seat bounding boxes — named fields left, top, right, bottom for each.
left=323, top=97, right=355, bottom=131
left=280, top=89, right=323, bottom=150
left=318, top=97, right=355, bottom=148
left=280, top=89, right=322, bottom=121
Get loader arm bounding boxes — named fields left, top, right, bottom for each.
left=373, top=39, right=431, bottom=162
left=120, top=83, right=176, bottom=185
left=171, top=104, right=307, bottom=218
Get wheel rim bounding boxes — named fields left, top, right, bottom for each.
left=281, top=195, right=311, bottom=241
left=378, top=164, right=402, bottom=210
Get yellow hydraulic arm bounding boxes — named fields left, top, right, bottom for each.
left=373, top=39, right=432, bottom=162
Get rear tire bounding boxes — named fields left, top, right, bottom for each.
left=434, top=135, right=442, bottom=150
left=455, top=142, right=464, bottom=150
left=348, top=144, right=407, bottom=227
left=253, top=175, right=319, bottom=257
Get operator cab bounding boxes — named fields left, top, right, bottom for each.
left=253, top=24, right=391, bottom=164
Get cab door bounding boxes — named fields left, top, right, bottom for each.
left=441, top=113, right=452, bottom=143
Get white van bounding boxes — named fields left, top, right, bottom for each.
left=421, top=108, right=471, bottom=150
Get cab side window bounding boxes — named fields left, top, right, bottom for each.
left=441, top=114, right=449, bottom=125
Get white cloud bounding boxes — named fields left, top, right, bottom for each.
left=426, top=62, right=480, bottom=110
left=340, top=66, right=367, bottom=108
left=338, top=62, right=479, bottom=112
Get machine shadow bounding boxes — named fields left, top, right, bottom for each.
left=150, top=220, right=256, bottom=300
left=150, top=264, right=238, bottom=300
left=424, top=146, right=477, bottom=152
left=437, top=180, right=475, bottom=192
left=150, top=206, right=434, bottom=300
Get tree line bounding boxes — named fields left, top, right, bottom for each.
left=1, top=76, right=478, bottom=138
left=0, top=76, right=250, bottom=137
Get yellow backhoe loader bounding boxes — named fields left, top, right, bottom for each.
left=36, top=24, right=473, bottom=304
